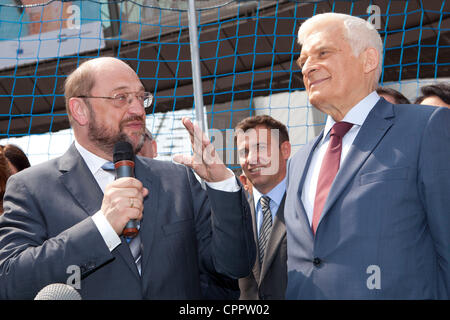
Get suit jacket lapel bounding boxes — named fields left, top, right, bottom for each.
left=58, top=144, right=142, bottom=280
left=259, top=194, right=286, bottom=283
left=318, top=99, right=395, bottom=227
left=248, top=195, right=261, bottom=282
left=58, top=143, right=103, bottom=217
left=135, top=157, right=161, bottom=289
left=293, top=133, right=323, bottom=241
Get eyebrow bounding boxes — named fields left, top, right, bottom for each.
left=299, top=45, right=336, bottom=62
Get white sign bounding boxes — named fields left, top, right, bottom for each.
left=0, top=21, right=105, bottom=70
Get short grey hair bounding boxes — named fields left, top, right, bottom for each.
left=298, top=12, right=383, bottom=86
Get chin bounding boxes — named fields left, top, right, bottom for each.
left=308, top=96, right=320, bottom=108
left=308, top=94, right=328, bottom=110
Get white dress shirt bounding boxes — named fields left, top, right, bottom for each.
left=74, top=141, right=240, bottom=252
left=301, top=91, right=380, bottom=226
left=75, top=141, right=122, bottom=252
left=253, top=178, right=286, bottom=236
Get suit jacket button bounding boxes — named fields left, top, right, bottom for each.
left=313, top=258, right=322, bottom=267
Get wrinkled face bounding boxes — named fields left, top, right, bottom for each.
left=298, top=24, right=366, bottom=112
left=237, top=125, right=287, bottom=194
left=86, top=61, right=146, bottom=155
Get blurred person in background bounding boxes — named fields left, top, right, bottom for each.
left=2, top=144, right=31, bottom=174
left=414, top=82, right=450, bottom=108
left=137, top=128, right=157, bottom=159
left=376, top=87, right=410, bottom=104
left=235, top=115, right=291, bottom=300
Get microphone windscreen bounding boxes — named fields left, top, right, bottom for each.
left=113, top=141, right=135, bottom=163
left=34, top=283, right=82, bottom=300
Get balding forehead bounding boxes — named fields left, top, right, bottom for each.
left=82, top=57, right=131, bottom=72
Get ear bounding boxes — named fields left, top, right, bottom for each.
left=68, top=97, right=90, bottom=126
left=363, top=47, right=379, bottom=74
left=280, top=140, right=291, bottom=160
left=239, top=174, right=248, bottom=189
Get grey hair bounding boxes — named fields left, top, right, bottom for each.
left=297, top=12, right=383, bottom=86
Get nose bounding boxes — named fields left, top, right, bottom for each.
left=301, top=58, right=317, bottom=79
left=127, top=95, right=146, bottom=115
left=247, top=148, right=259, bottom=166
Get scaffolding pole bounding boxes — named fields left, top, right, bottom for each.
left=187, top=0, right=208, bottom=188
left=187, top=0, right=208, bottom=137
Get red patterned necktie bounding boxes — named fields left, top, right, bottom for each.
left=312, top=122, right=353, bottom=235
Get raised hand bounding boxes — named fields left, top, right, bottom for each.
left=173, top=117, right=233, bottom=182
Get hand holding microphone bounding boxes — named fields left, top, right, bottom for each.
left=101, top=141, right=148, bottom=237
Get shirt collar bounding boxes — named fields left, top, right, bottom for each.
left=253, top=177, right=287, bottom=211
left=322, top=91, right=380, bottom=142
left=74, top=140, right=110, bottom=176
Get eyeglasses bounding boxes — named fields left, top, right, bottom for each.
left=76, top=91, right=153, bottom=109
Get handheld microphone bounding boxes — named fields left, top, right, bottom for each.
left=34, top=283, right=82, bottom=300
left=113, top=141, right=139, bottom=238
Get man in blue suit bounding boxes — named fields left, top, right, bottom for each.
left=285, top=12, right=450, bottom=299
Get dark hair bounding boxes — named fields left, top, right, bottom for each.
left=234, top=115, right=289, bottom=144
left=376, top=87, right=411, bottom=104
left=3, top=144, right=30, bottom=172
left=414, top=82, right=450, bottom=105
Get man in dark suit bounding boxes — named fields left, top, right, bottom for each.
left=285, top=12, right=450, bottom=299
left=235, top=115, right=291, bottom=300
left=0, top=57, right=255, bottom=299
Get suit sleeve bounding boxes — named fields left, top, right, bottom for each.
left=418, top=106, right=450, bottom=299
left=185, top=167, right=255, bottom=280
left=0, top=175, right=113, bottom=299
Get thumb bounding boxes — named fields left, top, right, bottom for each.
left=142, top=187, right=149, bottom=198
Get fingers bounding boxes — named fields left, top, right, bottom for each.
left=101, top=177, right=147, bottom=235
left=172, top=154, right=192, bottom=168
left=178, top=117, right=229, bottom=182
left=182, top=117, right=210, bottom=150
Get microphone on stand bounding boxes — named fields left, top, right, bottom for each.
left=34, top=283, right=82, bottom=300
left=113, top=141, right=139, bottom=238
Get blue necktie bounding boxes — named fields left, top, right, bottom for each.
left=101, top=161, right=115, bottom=172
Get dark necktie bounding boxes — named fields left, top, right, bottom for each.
left=258, top=196, right=272, bottom=266
left=101, top=161, right=142, bottom=275
left=312, top=122, right=353, bottom=235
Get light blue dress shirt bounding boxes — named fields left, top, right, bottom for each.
left=301, top=91, right=381, bottom=225
left=253, top=178, right=287, bottom=236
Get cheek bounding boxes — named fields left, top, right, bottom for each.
left=238, top=154, right=248, bottom=168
